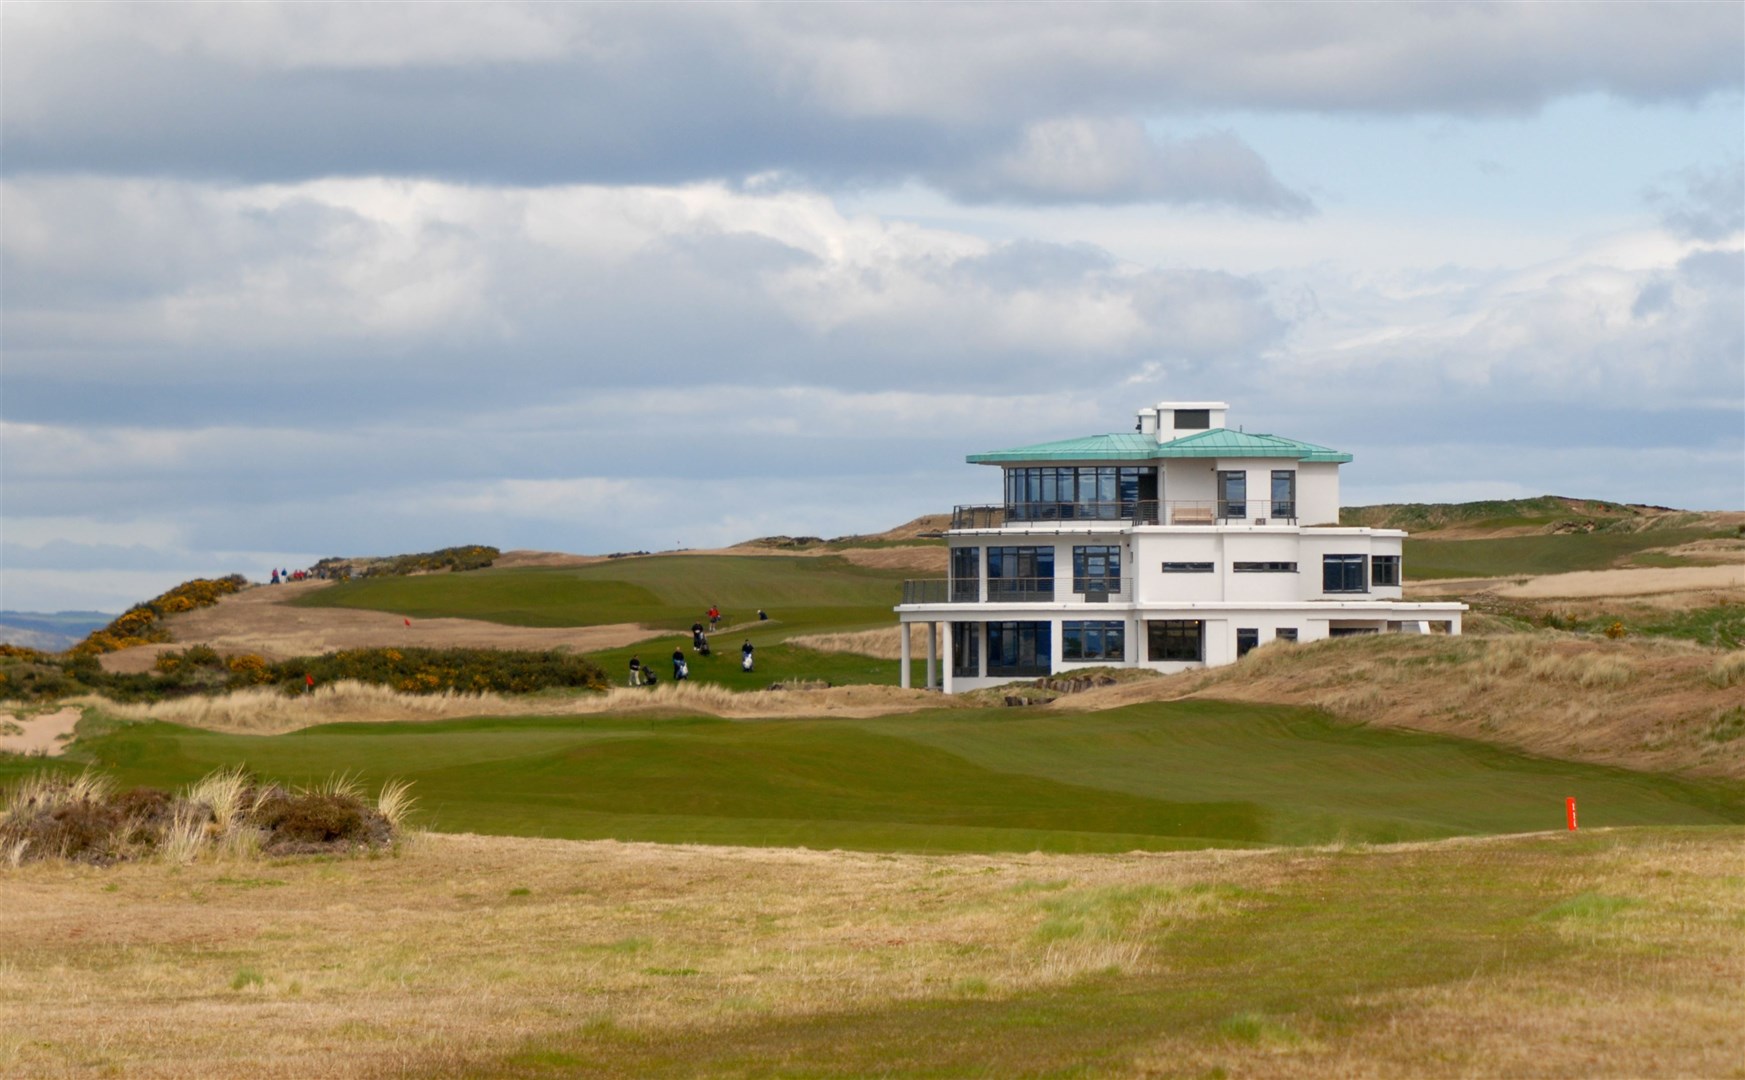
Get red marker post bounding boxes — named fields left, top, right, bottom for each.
left=305, top=673, right=316, bottom=694
left=1566, top=797, right=1578, bottom=831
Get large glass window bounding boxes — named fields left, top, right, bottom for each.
left=950, top=547, right=980, bottom=602
left=951, top=622, right=980, bottom=677
left=1271, top=470, right=1296, bottom=520
left=1323, top=554, right=1368, bottom=593
left=987, top=546, right=1054, bottom=601
left=1072, top=545, right=1121, bottom=594
left=1147, top=620, right=1204, bottom=662
left=987, top=621, right=1052, bottom=676
left=1218, top=470, right=1247, bottom=520
left=1003, top=466, right=1156, bottom=521
left=1372, top=555, right=1401, bottom=587
left=1174, top=409, right=1210, bottom=430
left=1062, top=620, right=1124, bottom=662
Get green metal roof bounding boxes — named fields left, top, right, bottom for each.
left=966, top=427, right=1352, bottom=465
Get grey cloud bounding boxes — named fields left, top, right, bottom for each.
left=0, top=179, right=1289, bottom=429
left=1647, top=161, right=1745, bottom=242
left=936, top=120, right=1314, bottom=214
left=5, top=3, right=1738, bottom=207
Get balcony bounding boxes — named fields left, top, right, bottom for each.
left=901, top=576, right=1134, bottom=605
left=951, top=500, right=1297, bottom=529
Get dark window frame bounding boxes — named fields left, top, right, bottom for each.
left=1236, top=628, right=1260, bottom=658
left=1217, top=470, right=1247, bottom=520
left=1233, top=561, right=1298, bottom=573
left=951, top=621, right=980, bottom=677
left=1174, top=409, right=1211, bottom=430
left=1270, top=470, right=1296, bottom=520
left=987, top=621, right=1053, bottom=676
left=1062, top=620, right=1125, bottom=662
left=1147, top=620, right=1204, bottom=662
left=1372, top=555, right=1401, bottom=587
left=1275, top=627, right=1299, bottom=643
left=1161, top=562, right=1215, bottom=573
left=950, top=547, right=981, bottom=602
left=1323, top=554, right=1368, bottom=593
left=1072, top=545, right=1122, bottom=594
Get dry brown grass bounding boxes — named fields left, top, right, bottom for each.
left=787, top=624, right=925, bottom=660
left=82, top=677, right=956, bottom=735
left=1053, top=632, right=1745, bottom=781
left=0, top=829, right=1738, bottom=1077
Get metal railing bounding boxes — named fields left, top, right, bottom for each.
left=900, top=577, right=1134, bottom=605
left=951, top=500, right=1298, bottom=529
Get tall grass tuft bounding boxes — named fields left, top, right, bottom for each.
left=185, top=766, right=250, bottom=832
left=159, top=807, right=208, bottom=864
left=1708, top=651, right=1745, bottom=689
left=375, top=779, right=418, bottom=831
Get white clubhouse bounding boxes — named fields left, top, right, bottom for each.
left=897, top=401, right=1466, bottom=692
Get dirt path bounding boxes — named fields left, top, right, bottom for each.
left=0, top=707, right=82, bottom=756
left=98, top=580, right=659, bottom=674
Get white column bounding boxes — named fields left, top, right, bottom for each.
left=899, top=620, right=912, bottom=689
left=926, top=622, right=938, bottom=689
left=941, top=621, right=954, bottom=694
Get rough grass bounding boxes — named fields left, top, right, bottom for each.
left=0, top=828, right=1738, bottom=1078
left=1067, top=631, right=1745, bottom=782
left=0, top=767, right=408, bottom=864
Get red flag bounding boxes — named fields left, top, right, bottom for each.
left=404, top=618, right=412, bottom=628
left=305, top=674, right=315, bottom=690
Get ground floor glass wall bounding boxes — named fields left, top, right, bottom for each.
left=987, top=621, right=1051, bottom=676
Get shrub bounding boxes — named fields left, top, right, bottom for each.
left=267, top=646, right=606, bottom=696
left=0, top=769, right=409, bottom=865
left=69, top=575, right=247, bottom=657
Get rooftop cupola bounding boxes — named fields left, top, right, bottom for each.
left=1136, top=401, right=1229, bottom=443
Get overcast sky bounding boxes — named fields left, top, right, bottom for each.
left=3, top=1, right=1742, bottom=613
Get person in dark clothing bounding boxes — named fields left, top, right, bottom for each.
left=757, top=609, right=768, bottom=620
left=672, top=647, right=687, bottom=680
left=740, top=639, right=754, bottom=672
left=628, top=656, right=642, bottom=686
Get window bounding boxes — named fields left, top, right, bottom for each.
left=951, top=622, right=980, bottom=677
left=1072, top=545, right=1121, bottom=595
left=1372, top=555, right=1401, bottom=587
left=1162, top=562, right=1215, bottom=573
left=1275, top=628, right=1298, bottom=643
left=1271, top=470, right=1296, bottom=520
left=987, top=546, right=1054, bottom=601
left=1148, top=620, right=1204, bottom=662
left=1174, top=409, right=1210, bottom=430
left=1330, top=627, right=1379, bottom=637
left=950, top=547, right=980, bottom=602
left=1218, top=470, right=1247, bottom=519
left=1005, top=467, right=1155, bottom=521
left=1233, top=561, right=1297, bottom=573
left=1063, top=620, right=1125, bottom=662
left=987, top=621, right=1051, bottom=676
left=1323, top=554, right=1368, bottom=593
left=1237, top=628, right=1260, bottom=657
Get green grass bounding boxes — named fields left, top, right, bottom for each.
left=291, top=553, right=929, bottom=688
left=54, top=700, right=1745, bottom=854
left=292, top=555, right=911, bottom=636
left=1405, top=527, right=1726, bottom=579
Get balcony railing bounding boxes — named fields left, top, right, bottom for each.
left=952, top=500, right=1298, bottom=529
left=900, top=577, right=1134, bottom=605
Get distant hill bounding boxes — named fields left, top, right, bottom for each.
left=1341, top=496, right=1737, bottom=537
left=0, top=610, right=116, bottom=652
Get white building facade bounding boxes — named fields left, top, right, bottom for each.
left=896, top=401, right=1466, bottom=692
